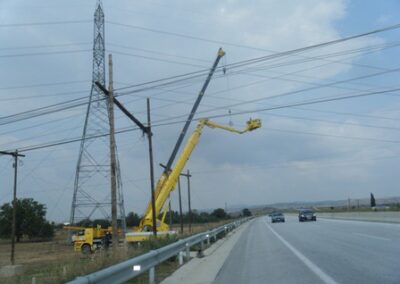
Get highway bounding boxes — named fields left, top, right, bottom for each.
left=213, top=216, right=400, bottom=284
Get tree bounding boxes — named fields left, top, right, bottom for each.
left=0, top=198, right=54, bottom=242
left=76, top=218, right=92, bottom=227
left=211, top=208, right=228, bottom=219
left=93, top=219, right=111, bottom=228
left=242, top=208, right=252, bottom=217
left=126, top=212, right=141, bottom=227
left=370, top=193, right=376, bottom=208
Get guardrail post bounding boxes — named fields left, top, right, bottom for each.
left=185, top=243, right=190, bottom=260
left=67, top=220, right=248, bottom=284
left=149, top=267, right=155, bottom=284
left=63, top=266, right=67, bottom=278
left=178, top=251, right=183, bottom=266
left=32, top=277, right=36, bottom=284
left=197, top=239, right=204, bottom=258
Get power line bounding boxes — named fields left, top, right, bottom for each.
left=292, top=106, right=400, bottom=122
left=0, top=49, right=91, bottom=59
left=113, top=22, right=400, bottom=92
left=191, top=153, right=400, bottom=176
left=260, top=127, right=400, bottom=144
left=0, top=80, right=89, bottom=91
left=107, top=43, right=209, bottom=63
left=0, top=113, right=81, bottom=137
left=112, top=71, right=400, bottom=133
left=1, top=62, right=398, bottom=128
left=191, top=67, right=400, bottom=117
left=259, top=112, right=400, bottom=132
left=0, top=96, right=90, bottom=126
left=5, top=86, right=400, bottom=153
left=0, top=20, right=91, bottom=28
left=0, top=42, right=91, bottom=51
left=207, top=87, right=400, bottom=121
left=107, top=20, right=400, bottom=55
left=2, top=25, right=400, bottom=126
left=112, top=46, right=400, bottom=123
left=0, top=90, right=89, bottom=102
left=108, top=49, right=205, bottom=68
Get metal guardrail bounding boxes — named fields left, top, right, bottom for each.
left=68, top=218, right=250, bottom=284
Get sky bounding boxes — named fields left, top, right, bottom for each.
left=0, top=0, right=400, bottom=222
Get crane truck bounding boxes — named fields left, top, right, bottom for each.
left=65, top=118, right=261, bottom=251
left=65, top=48, right=226, bottom=252
left=66, top=48, right=262, bottom=250
left=64, top=225, right=114, bottom=253
left=125, top=117, right=261, bottom=242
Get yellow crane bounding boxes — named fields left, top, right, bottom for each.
left=66, top=48, right=227, bottom=252
left=125, top=118, right=261, bottom=242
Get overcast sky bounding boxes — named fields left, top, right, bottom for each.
left=1, top=0, right=400, bottom=222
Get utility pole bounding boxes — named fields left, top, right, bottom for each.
left=177, top=177, right=183, bottom=234
left=168, top=198, right=172, bottom=228
left=95, top=82, right=157, bottom=236
left=107, top=54, right=118, bottom=246
left=186, top=170, right=192, bottom=233
left=147, top=98, right=157, bottom=237
left=178, top=170, right=192, bottom=233
left=159, top=165, right=192, bottom=233
left=0, top=150, right=25, bottom=265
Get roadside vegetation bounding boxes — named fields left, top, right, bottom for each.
left=0, top=198, right=54, bottom=242
left=0, top=203, right=242, bottom=283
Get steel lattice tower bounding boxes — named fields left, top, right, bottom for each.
left=70, top=1, right=126, bottom=232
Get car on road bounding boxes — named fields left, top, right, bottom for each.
left=270, top=212, right=285, bottom=223
left=298, top=209, right=316, bottom=222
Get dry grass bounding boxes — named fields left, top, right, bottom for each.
left=0, top=221, right=229, bottom=283
left=171, top=220, right=230, bottom=237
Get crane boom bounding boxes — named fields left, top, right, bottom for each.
left=138, top=118, right=261, bottom=232
left=164, top=48, right=225, bottom=174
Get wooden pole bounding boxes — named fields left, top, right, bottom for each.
left=107, top=54, right=118, bottom=246
left=147, top=98, right=157, bottom=236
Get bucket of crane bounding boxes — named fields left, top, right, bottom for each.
left=246, top=119, right=262, bottom=131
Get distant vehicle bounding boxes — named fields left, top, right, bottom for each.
left=270, top=212, right=285, bottom=223
left=298, top=209, right=316, bottom=222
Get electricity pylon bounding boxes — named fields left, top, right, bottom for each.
left=70, top=0, right=126, bottom=233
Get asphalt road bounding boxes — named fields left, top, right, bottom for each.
left=213, top=216, right=400, bottom=284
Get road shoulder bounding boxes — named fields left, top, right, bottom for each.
left=160, top=220, right=253, bottom=284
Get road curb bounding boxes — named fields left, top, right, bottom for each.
left=160, top=219, right=253, bottom=284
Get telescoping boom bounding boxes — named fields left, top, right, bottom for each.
left=126, top=118, right=261, bottom=241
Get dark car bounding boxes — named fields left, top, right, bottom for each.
left=298, top=209, right=316, bottom=222
left=270, top=212, right=285, bottom=223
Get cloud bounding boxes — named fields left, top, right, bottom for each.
left=1, top=0, right=399, bottom=222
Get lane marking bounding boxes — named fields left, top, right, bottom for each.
left=319, top=218, right=400, bottom=227
left=263, top=220, right=338, bottom=284
left=352, top=232, right=391, bottom=241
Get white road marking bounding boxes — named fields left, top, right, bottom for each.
left=319, top=218, right=400, bottom=227
left=264, top=220, right=338, bottom=284
left=352, top=232, right=391, bottom=241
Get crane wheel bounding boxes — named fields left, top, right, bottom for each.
left=81, top=244, right=92, bottom=254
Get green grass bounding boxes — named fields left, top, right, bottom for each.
left=0, top=220, right=232, bottom=283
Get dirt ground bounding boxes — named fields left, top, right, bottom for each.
left=0, top=221, right=228, bottom=283
left=0, top=237, right=74, bottom=267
